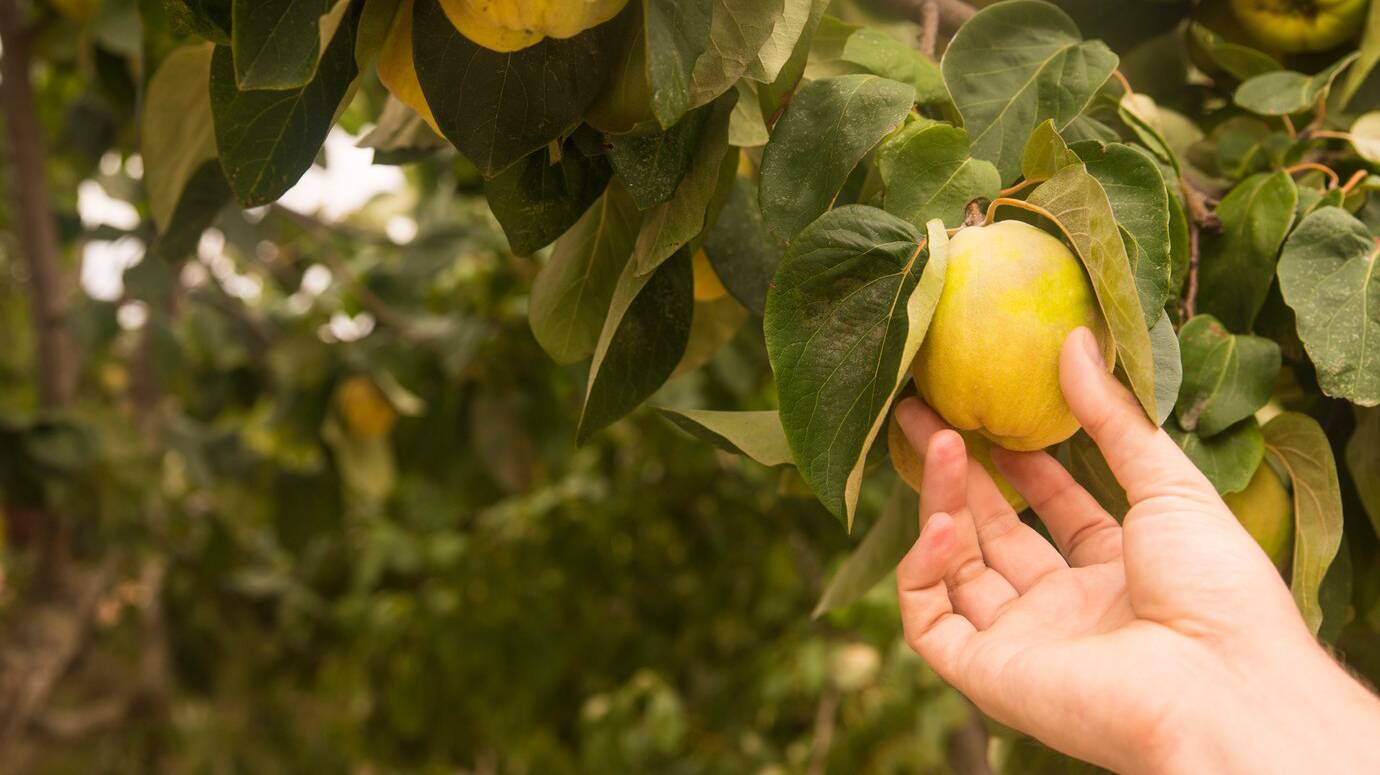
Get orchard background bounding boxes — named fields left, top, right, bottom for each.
left=0, top=0, right=1378, bottom=771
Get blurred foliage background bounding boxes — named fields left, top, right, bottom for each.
left=6, top=0, right=1380, bottom=771
left=0, top=1, right=1012, bottom=771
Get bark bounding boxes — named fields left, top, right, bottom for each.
left=0, top=0, right=76, bottom=409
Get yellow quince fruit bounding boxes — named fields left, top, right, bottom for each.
left=1223, top=461, right=1295, bottom=570
left=913, top=219, right=1114, bottom=452
left=441, top=0, right=630, bottom=52
left=1229, top=0, right=1367, bottom=53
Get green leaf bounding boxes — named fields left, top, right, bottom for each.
left=746, top=0, right=816, bottom=84
left=1117, top=94, right=1183, bottom=176
left=657, top=408, right=793, bottom=467
left=764, top=208, right=942, bottom=524
left=1234, top=53, right=1358, bottom=116
left=412, top=0, right=620, bottom=177
left=759, top=74, right=914, bottom=240
left=1166, top=416, right=1264, bottom=495
left=1021, top=120, right=1080, bottom=182
left=1277, top=207, right=1380, bottom=406
left=1349, top=111, right=1380, bottom=164
left=1341, top=0, right=1380, bottom=108
left=879, top=123, right=1000, bottom=230
left=630, top=93, right=735, bottom=276
left=841, top=27, right=947, bottom=106
left=1187, top=22, right=1281, bottom=81
left=813, top=481, right=918, bottom=616
left=484, top=141, right=612, bottom=257
left=355, top=0, right=402, bottom=66
left=210, top=3, right=360, bottom=207
left=728, top=80, right=770, bottom=147
left=1057, top=431, right=1128, bottom=518
left=167, top=0, right=232, bottom=44
left=146, top=160, right=232, bottom=264
left=529, top=182, right=642, bottom=364
left=1263, top=412, right=1345, bottom=635
left=1174, top=314, right=1281, bottom=437
left=702, top=175, right=785, bottom=316
left=606, top=107, right=710, bottom=210
left=1149, top=311, right=1181, bottom=427
left=1168, top=185, right=1189, bottom=295
left=642, top=0, right=783, bottom=127
left=1346, top=406, right=1380, bottom=537
left=756, top=0, right=830, bottom=118
left=1196, top=170, right=1298, bottom=333
left=1025, top=165, right=1158, bottom=421
left=232, top=0, right=329, bottom=91
left=1073, top=140, right=1172, bottom=326
left=144, top=42, right=217, bottom=232
left=940, top=0, right=1117, bottom=183
left=578, top=248, right=695, bottom=443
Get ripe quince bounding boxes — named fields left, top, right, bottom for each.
left=441, top=0, right=630, bottom=52
left=912, top=220, right=1113, bottom=453
left=1229, top=0, right=1367, bottom=53
left=1223, top=461, right=1295, bottom=569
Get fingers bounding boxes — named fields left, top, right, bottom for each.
left=896, top=512, right=977, bottom=682
left=917, top=430, right=1020, bottom=628
left=1059, top=328, right=1218, bottom=505
left=895, top=399, right=1067, bottom=593
left=992, top=446, right=1122, bottom=566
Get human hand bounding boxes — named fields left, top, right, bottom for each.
left=894, top=327, right=1380, bottom=774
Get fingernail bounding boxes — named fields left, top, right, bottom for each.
left=1079, top=327, right=1104, bottom=369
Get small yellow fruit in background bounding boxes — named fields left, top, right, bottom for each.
left=1229, top=0, right=1368, bottom=53
left=441, top=0, right=629, bottom=52
left=1223, top=461, right=1295, bottom=569
left=888, top=413, right=1028, bottom=512
left=692, top=250, right=728, bottom=302
left=913, top=220, right=1113, bottom=452
left=336, top=376, right=399, bottom=438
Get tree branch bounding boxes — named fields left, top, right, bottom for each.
left=918, top=1, right=940, bottom=60
left=0, top=0, right=76, bottom=409
left=882, top=0, right=976, bottom=35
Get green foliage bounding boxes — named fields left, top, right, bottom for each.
left=764, top=209, right=939, bottom=524
left=8, top=0, right=1380, bottom=768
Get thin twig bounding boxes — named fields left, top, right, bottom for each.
left=0, top=0, right=75, bottom=410
left=1284, top=161, right=1341, bottom=188
left=1183, top=223, right=1201, bottom=320
left=1341, top=169, right=1369, bottom=194
left=880, top=0, right=975, bottom=35
left=1112, top=69, right=1134, bottom=98
left=805, top=687, right=840, bottom=775
left=1309, top=129, right=1352, bottom=141
left=998, top=178, right=1040, bottom=198
left=1281, top=113, right=1298, bottom=139
left=918, top=1, right=940, bottom=60
left=984, top=197, right=1060, bottom=226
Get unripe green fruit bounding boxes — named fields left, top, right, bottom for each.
left=1223, top=462, right=1295, bottom=569
left=1229, top=0, right=1368, bottom=53
left=912, top=220, right=1113, bottom=452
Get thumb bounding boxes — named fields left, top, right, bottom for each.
left=1059, top=327, right=1216, bottom=504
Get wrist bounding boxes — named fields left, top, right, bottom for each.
left=1155, top=637, right=1380, bottom=774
